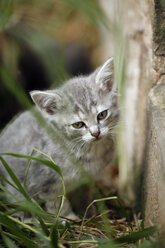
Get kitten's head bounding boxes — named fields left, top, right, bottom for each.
left=30, top=57, right=119, bottom=146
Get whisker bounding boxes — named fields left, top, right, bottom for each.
left=72, top=136, right=83, bottom=142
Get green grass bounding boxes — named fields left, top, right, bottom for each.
left=0, top=152, right=161, bottom=247
left=0, top=0, right=14, bottom=31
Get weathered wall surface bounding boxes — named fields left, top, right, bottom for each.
left=100, top=0, right=165, bottom=233
left=143, top=80, right=165, bottom=228
left=143, top=0, right=165, bottom=233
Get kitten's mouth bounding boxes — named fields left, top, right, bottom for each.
left=93, top=136, right=101, bottom=142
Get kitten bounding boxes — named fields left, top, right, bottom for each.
left=0, top=57, right=119, bottom=213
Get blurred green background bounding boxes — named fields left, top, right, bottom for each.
left=0, top=0, right=107, bottom=130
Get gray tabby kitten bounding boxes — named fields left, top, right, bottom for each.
left=0, top=57, right=119, bottom=212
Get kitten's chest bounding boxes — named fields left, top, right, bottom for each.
left=79, top=136, right=115, bottom=177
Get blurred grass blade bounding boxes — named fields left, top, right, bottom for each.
left=115, top=225, right=160, bottom=244
left=1, top=232, right=18, bottom=248
left=33, top=148, right=66, bottom=222
left=0, top=151, right=66, bottom=222
left=61, top=0, right=108, bottom=28
left=24, top=149, right=36, bottom=189
left=6, top=25, right=69, bottom=85
left=67, top=240, right=99, bottom=245
left=0, top=211, right=52, bottom=246
left=0, top=66, right=32, bottom=110
left=0, top=212, right=37, bottom=247
left=99, top=240, right=121, bottom=248
left=55, top=194, right=65, bottom=222
left=14, top=199, right=49, bottom=219
left=0, top=183, right=19, bottom=201
left=0, top=173, right=18, bottom=190
left=0, top=0, right=14, bottom=31
left=49, top=223, right=58, bottom=248
left=0, top=152, right=63, bottom=178
left=0, top=156, right=30, bottom=200
left=136, top=239, right=162, bottom=248
left=38, top=217, right=50, bottom=236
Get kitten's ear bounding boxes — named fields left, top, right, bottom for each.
left=95, top=57, right=114, bottom=91
left=30, top=90, right=61, bottom=115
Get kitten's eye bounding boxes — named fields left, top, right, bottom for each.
left=97, top=110, right=108, bottom=120
left=72, top=121, right=85, bottom=129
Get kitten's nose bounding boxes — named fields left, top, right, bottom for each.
left=91, top=131, right=100, bottom=138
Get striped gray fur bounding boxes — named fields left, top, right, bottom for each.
left=0, top=57, right=119, bottom=213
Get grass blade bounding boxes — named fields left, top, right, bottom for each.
left=0, top=156, right=30, bottom=200
left=80, top=196, right=117, bottom=234
left=136, top=239, right=162, bottom=248
left=0, top=153, right=63, bottom=178
left=115, top=225, right=160, bottom=244
left=0, top=151, right=66, bottom=223
left=0, top=184, right=19, bottom=202
left=49, top=223, right=58, bottom=248
left=99, top=240, right=121, bottom=248
left=33, top=148, right=66, bottom=224
left=0, top=212, right=37, bottom=248
left=24, top=149, right=36, bottom=189
left=0, top=0, right=14, bottom=31
left=1, top=232, right=18, bottom=248
left=14, top=199, right=48, bottom=219
left=38, top=217, right=50, bottom=236
left=61, top=0, right=108, bottom=28
left=0, top=173, right=18, bottom=190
